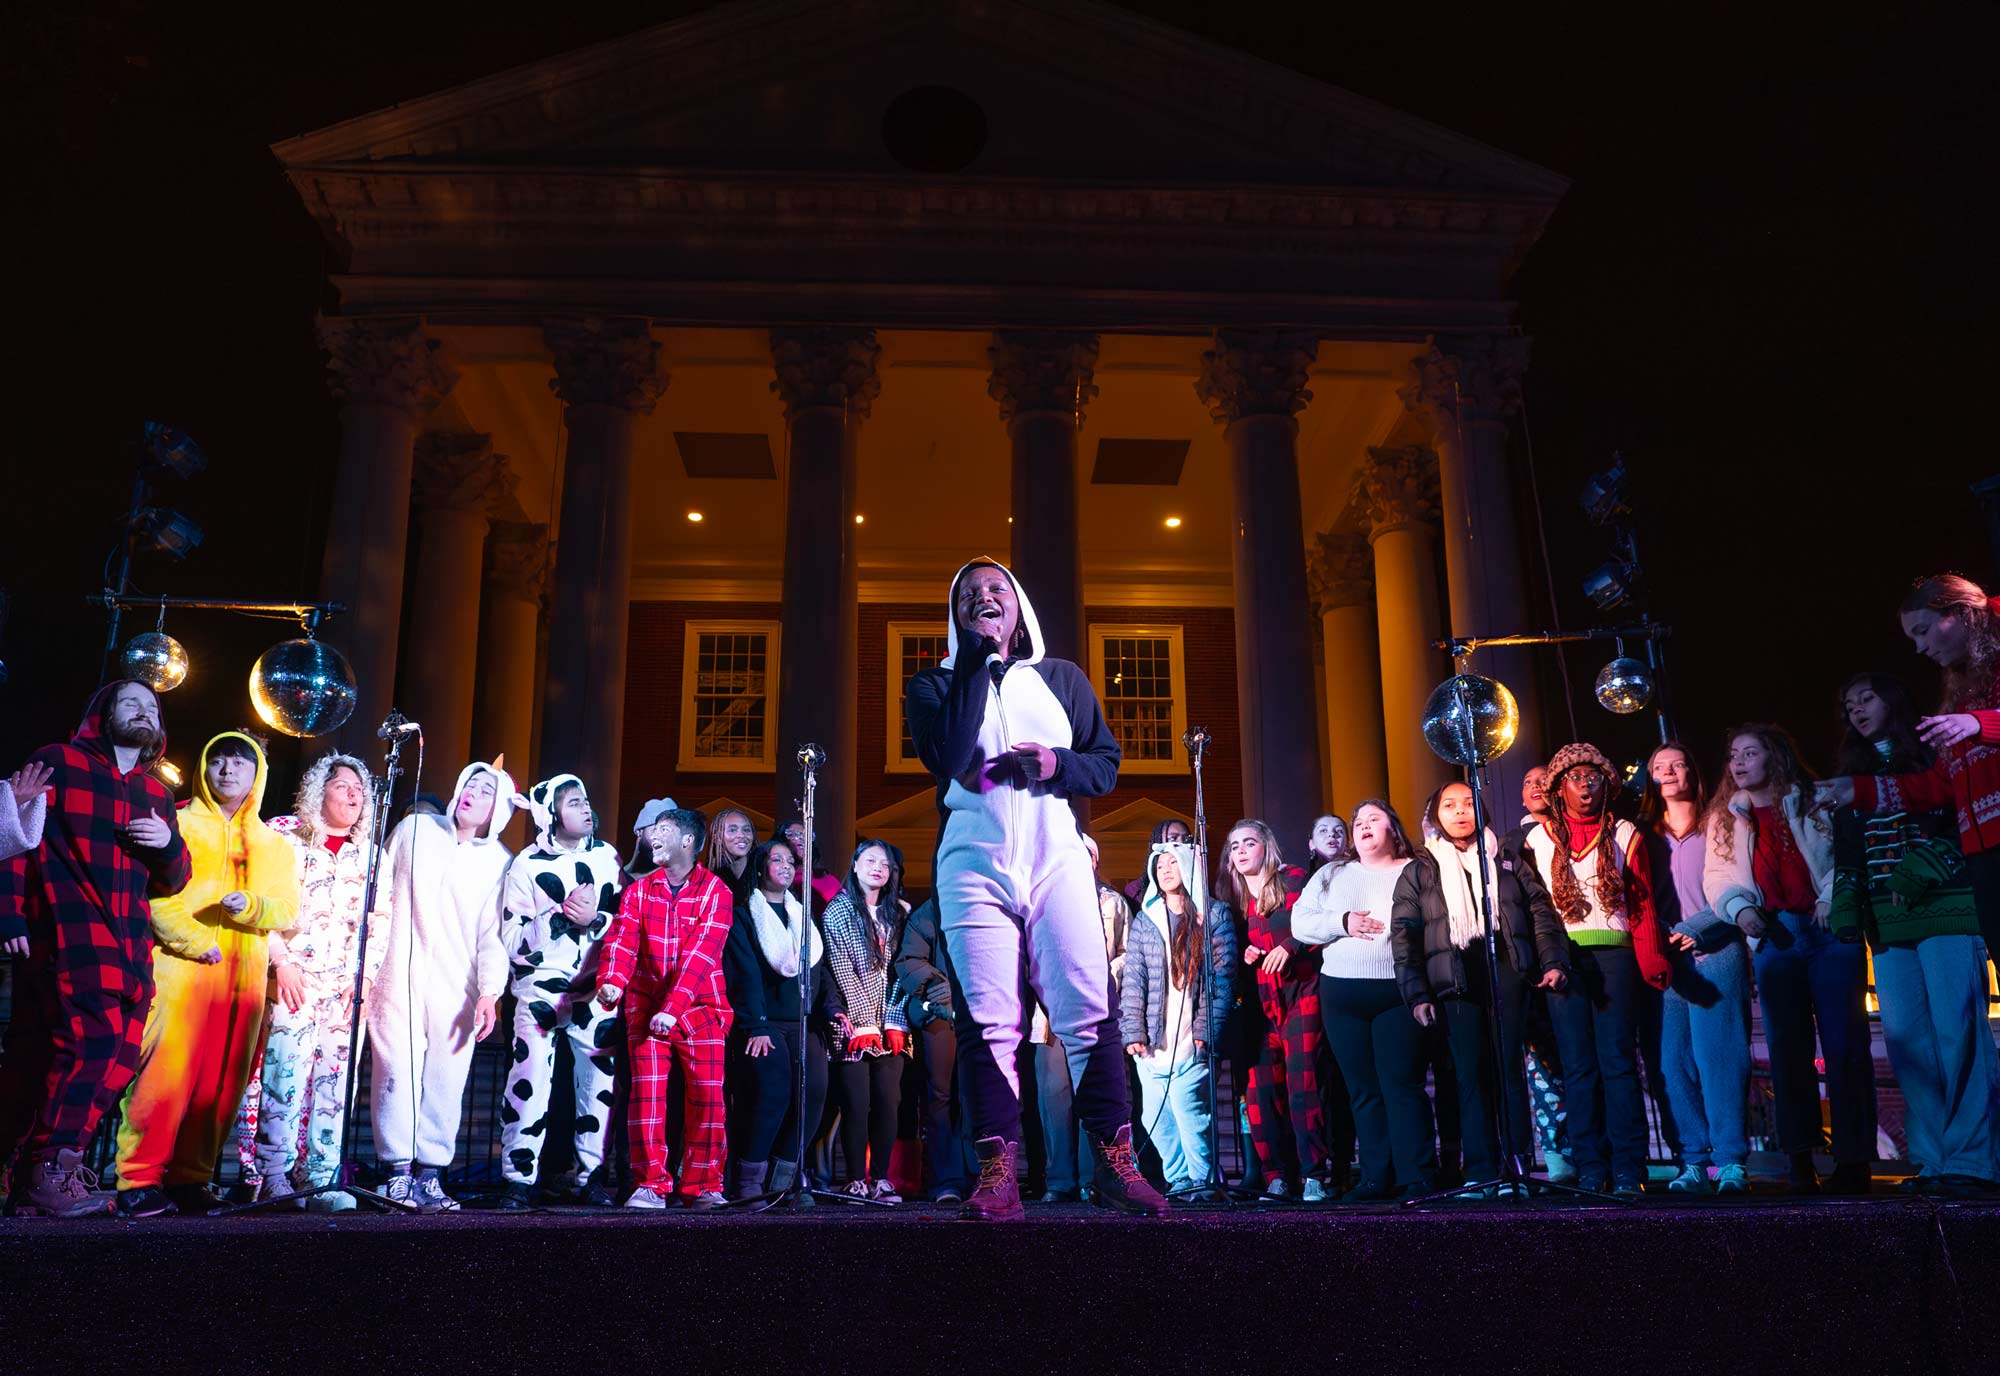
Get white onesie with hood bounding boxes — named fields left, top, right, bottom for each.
left=905, top=559, right=1126, bottom=1144
left=369, top=761, right=515, bottom=1169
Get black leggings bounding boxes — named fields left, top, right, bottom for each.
left=734, top=1024, right=829, bottom=1167
left=834, top=1053, right=904, bottom=1183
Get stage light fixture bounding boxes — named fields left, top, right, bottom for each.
left=250, top=637, right=357, bottom=738
left=1594, top=644, right=1655, bottom=715
left=154, top=759, right=184, bottom=789
left=138, top=422, right=208, bottom=481
left=134, top=508, right=203, bottom=560
left=1579, top=453, right=1630, bottom=527
left=1582, top=559, right=1639, bottom=612
left=1422, top=673, right=1519, bottom=767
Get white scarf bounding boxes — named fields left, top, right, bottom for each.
left=1427, top=831, right=1497, bottom=951
left=749, top=889, right=821, bottom=977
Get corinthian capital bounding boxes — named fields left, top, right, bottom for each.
left=1357, top=445, right=1441, bottom=538
left=1307, top=529, right=1375, bottom=614
left=769, top=327, right=882, bottom=420
left=544, top=317, right=668, bottom=413
left=1399, top=334, right=1530, bottom=432
left=484, top=521, right=550, bottom=604
left=1194, top=330, right=1318, bottom=425
left=987, top=331, right=1100, bottom=424
left=317, top=316, right=457, bottom=417
left=411, top=432, right=516, bottom=516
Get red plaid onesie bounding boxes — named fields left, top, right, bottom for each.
left=1243, top=865, right=1331, bottom=1181
left=600, top=862, right=734, bottom=1197
left=0, top=682, right=192, bottom=1172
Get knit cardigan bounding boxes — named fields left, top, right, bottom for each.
left=1831, top=745, right=1978, bottom=947
left=1852, top=694, right=2000, bottom=858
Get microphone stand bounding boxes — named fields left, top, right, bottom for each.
left=222, top=711, right=419, bottom=1215
left=1166, top=726, right=1258, bottom=1205
left=735, top=743, right=886, bottom=1211
left=1403, top=678, right=1627, bottom=1209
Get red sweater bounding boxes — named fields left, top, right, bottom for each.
left=1751, top=805, right=1819, bottom=912
left=1853, top=708, right=2000, bottom=858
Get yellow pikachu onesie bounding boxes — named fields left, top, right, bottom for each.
left=116, top=732, right=298, bottom=1193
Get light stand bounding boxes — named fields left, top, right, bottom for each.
left=1403, top=675, right=1628, bottom=1209
left=220, top=710, right=420, bottom=1215
left=734, top=743, right=887, bottom=1211
left=1166, top=726, right=1258, bottom=1206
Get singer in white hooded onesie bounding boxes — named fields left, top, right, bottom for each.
left=368, top=759, right=514, bottom=1212
left=904, top=558, right=1167, bottom=1219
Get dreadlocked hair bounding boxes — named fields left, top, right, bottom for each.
left=1546, top=780, right=1625, bottom=926
left=1901, top=574, right=2000, bottom=712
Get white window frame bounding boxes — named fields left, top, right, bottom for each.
left=677, top=620, right=782, bottom=773
left=1087, top=623, right=1189, bottom=775
left=886, top=621, right=952, bottom=774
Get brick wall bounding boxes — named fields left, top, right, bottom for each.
left=620, top=600, right=1244, bottom=883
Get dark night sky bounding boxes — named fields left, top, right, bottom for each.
left=2, top=0, right=1992, bottom=799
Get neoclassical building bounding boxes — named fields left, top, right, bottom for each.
left=281, top=0, right=1566, bottom=882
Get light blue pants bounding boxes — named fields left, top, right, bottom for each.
left=1873, top=936, right=2000, bottom=1181
left=1660, top=917, right=1752, bottom=1168
left=1132, top=1049, right=1212, bottom=1188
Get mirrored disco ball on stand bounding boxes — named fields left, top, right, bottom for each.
left=1422, top=673, right=1520, bottom=766
left=119, top=631, right=189, bottom=692
left=250, top=638, right=356, bottom=737
left=1593, top=656, right=1655, bottom=715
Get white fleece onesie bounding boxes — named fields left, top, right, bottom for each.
left=368, top=761, right=515, bottom=1169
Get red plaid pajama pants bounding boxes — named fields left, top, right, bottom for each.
left=626, top=1004, right=729, bottom=1196
left=1245, top=978, right=1329, bottom=1180
left=0, top=953, right=150, bottom=1165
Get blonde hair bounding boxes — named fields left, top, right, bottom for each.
left=1224, top=819, right=1288, bottom=919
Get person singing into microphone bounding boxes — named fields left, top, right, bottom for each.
left=905, top=558, right=1167, bottom=1220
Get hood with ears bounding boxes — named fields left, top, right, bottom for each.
left=945, top=558, right=1046, bottom=667
left=516, top=773, right=589, bottom=849
left=74, top=679, right=167, bottom=769
left=190, top=731, right=270, bottom=823
left=447, top=759, right=517, bottom=843
left=1139, top=839, right=1207, bottom=936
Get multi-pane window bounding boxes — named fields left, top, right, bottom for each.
left=887, top=623, right=951, bottom=772
left=1088, top=624, right=1188, bottom=774
left=679, top=622, right=780, bottom=771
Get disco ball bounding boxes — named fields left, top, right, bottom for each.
left=1594, top=656, right=1655, bottom=715
left=249, top=638, right=356, bottom=738
left=120, top=631, right=189, bottom=692
left=1422, top=673, right=1519, bottom=767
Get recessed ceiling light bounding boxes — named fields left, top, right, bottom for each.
left=1007, top=517, right=1014, bottom=524
left=686, top=511, right=704, bottom=523
left=854, top=514, right=865, bottom=524
left=1164, top=516, right=1183, bottom=529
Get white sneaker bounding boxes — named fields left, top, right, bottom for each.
left=870, top=1178, right=902, bottom=1204
left=843, top=1179, right=872, bottom=1200
left=1262, top=1179, right=1289, bottom=1201
left=624, top=1187, right=669, bottom=1209
left=1301, top=1179, right=1327, bottom=1203
left=412, top=1174, right=460, bottom=1213
left=382, top=1173, right=417, bottom=1209
left=305, top=1189, right=357, bottom=1213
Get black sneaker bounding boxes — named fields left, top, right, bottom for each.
left=1340, top=1179, right=1395, bottom=1204
left=492, top=1181, right=534, bottom=1212
left=1612, top=1178, right=1647, bottom=1200
left=115, top=1185, right=178, bottom=1219
left=163, top=1183, right=222, bottom=1216
left=578, top=1176, right=618, bottom=1208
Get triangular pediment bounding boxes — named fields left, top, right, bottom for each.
left=275, top=0, right=1565, bottom=198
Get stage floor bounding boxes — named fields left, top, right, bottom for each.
left=3, top=1195, right=1991, bottom=1374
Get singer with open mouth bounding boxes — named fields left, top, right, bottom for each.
left=904, top=558, right=1168, bottom=1220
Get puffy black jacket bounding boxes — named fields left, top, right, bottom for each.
left=1389, top=841, right=1566, bottom=1010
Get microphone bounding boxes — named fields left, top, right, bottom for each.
left=798, top=743, right=826, bottom=770
left=378, top=712, right=422, bottom=739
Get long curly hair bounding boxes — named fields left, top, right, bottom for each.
left=1702, top=724, right=1818, bottom=864
left=1544, top=769, right=1626, bottom=924
left=1902, top=574, right=2000, bottom=711
left=1834, top=673, right=1933, bottom=776
left=291, top=752, right=373, bottom=849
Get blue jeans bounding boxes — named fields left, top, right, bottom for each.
left=1132, top=1049, right=1212, bottom=1188
left=1752, top=910, right=1874, bottom=1164
left=1873, top=935, right=2000, bottom=1181
left=1547, top=943, right=1648, bottom=1184
left=1660, top=914, right=1751, bottom=1168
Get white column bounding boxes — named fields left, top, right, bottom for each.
left=1360, top=445, right=1452, bottom=827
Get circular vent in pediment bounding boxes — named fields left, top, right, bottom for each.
left=881, top=84, right=988, bottom=173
